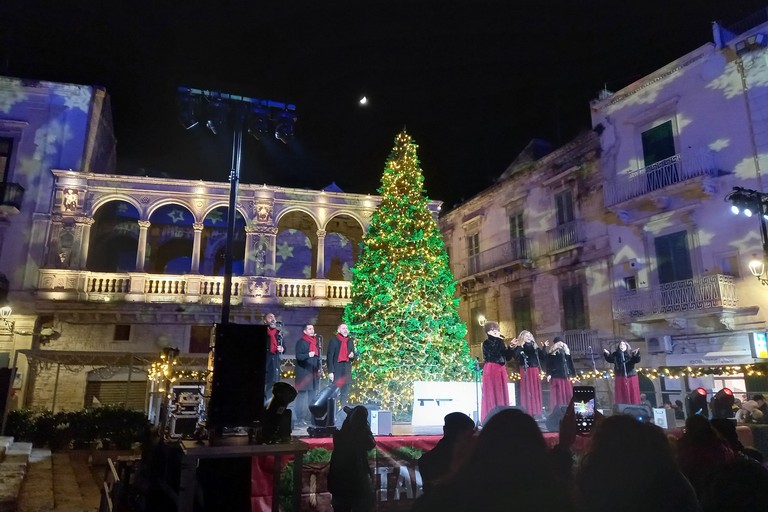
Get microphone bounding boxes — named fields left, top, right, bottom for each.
left=275, top=321, right=283, bottom=326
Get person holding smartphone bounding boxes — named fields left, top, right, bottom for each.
left=511, top=330, right=546, bottom=417
left=480, top=321, right=515, bottom=424
left=546, top=337, right=576, bottom=411
left=604, top=340, right=641, bottom=404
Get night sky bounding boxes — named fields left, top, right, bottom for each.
left=2, top=1, right=766, bottom=208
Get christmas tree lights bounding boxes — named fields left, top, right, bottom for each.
left=344, top=131, right=473, bottom=418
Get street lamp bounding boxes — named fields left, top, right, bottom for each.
left=176, top=87, right=297, bottom=324
left=726, top=186, right=768, bottom=283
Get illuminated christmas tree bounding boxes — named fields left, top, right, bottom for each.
left=344, top=130, right=472, bottom=418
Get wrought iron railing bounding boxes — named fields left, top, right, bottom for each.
left=0, top=182, right=24, bottom=211
left=456, top=238, right=532, bottom=279
left=604, top=152, right=715, bottom=206
left=612, top=274, right=737, bottom=320
left=547, top=220, right=583, bottom=253
left=538, top=329, right=601, bottom=357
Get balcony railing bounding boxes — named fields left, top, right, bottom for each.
left=457, top=237, right=532, bottom=279
left=538, top=329, right=601, bottom=358
left=38, top=269, right=352, bottom=306
left=604, top=152, right=716, bottom=206
left=612, top=274, right=737, bottom=320
left=547, top=220, right=583, bottom=253
left=0, top=182, right=24, bottom=213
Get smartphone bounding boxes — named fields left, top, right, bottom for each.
left=573, top=386, right=596, bottom=433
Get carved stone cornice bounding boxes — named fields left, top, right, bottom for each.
left=74, top=216, right=95, bottom=226
left=246, top=224, right=278, bottom=236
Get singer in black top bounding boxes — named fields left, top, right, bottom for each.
left=604, top=340, right=641, bottom=404
left=264, top=313, right=284, bottom=399
left=327, top=323, right=355, bottom=408
left=546, top=337, right=576, bottom=411
left=480, top=321, right=515, bottom=424
left=294, top=324, right=321, bottom=425
left=511, top=330, right=546, bottom=417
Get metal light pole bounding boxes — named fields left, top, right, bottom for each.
left=177, top=87, right=296, bottom=323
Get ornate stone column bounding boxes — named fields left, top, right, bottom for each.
left=316, top=229, right=327, bottom=279
left=191, top=222, right=204, bottom=274
left=74, top=216, right=95, bottom=269
left=135, top=220, right=151, bottom=272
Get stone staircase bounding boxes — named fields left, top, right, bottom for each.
left=0, top=437, right=101, bottom=512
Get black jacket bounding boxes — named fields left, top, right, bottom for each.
left=546, top=350, right=575, bottom=379
left=604, top=349, right=640, bottom=377
left=327, top=335, right=356, bottom=375
left=295, top=337, right=320, bottom=391
left=482, top=336, right=515, bottom=364
left=512, top=343, right=545, bottom=369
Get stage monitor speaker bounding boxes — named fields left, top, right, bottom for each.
left=613, top=403, right=653, bottom=423
left=545, top=404, right=568, bottom=432
left=208, top=323, right=268, bottom=430
left=484, top=405, right=527, bottom=425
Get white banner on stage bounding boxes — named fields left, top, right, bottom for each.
left=412, top=381, right=516, bottom=426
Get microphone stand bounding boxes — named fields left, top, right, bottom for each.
left=589, top=346, right=597, bottom=373
left=621, top=349, right=630, bottom=403
left=474, top=357, right=481, bottom=425
left=317, top=335, right=324, bottom=379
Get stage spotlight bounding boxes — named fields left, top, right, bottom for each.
left=686, top=387, right=709, bottom=417
left=711, top=388, right=735, bottom=419
left=247, top=104, right=270, bottom=140
left=205, top=98, right=229, bottom=135
left=744, top=208, right=753, bottom=217
left=177, top=94, right=199, bottom=130
left=262, top=382, right=298, bottom=443
left=731, top=205, right=740, bottom=215
left=274, top=109, right=296, bottom=144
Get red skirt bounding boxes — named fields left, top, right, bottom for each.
left=615, top=375, right=641, bottom=404
left=520, top=367, right=543, bottom=416
left=549, top=377, right=573, bottom=411
left=481, top=362, right=509, bottom=423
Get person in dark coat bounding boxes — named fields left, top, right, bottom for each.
left=418, top=412, right=475, bottom=493
left=604, top=340, right=641, bottom=404
left=264, top=313, right=284, bottom=400
left=327, top=323, right=355, bottom=408
left=328, top=405, right=376, bottom=512
left=480, top=321, right=515, bottom=424
left=512, top=330, right=546, bottom=417
left=546, top=337, right=576, bottom=411
left=294, top=323, right=320, bottom=426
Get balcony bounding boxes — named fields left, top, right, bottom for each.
left=0, top=182, right=24, bottom=215
left=604, top=152, right=715, bottom=206
left=547, top=220, right=583, bottom=253
left=539, top=329, right=601, bottom=358
left=36, top=269, right=352, bottom=307
left=457, top=237, right=532, bottom=279
left=612, top=274, right=737, bottom=321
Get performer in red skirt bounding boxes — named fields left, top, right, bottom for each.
left=604, top=341, right=641, bottom=404
left=512, top=330, right=546, bottom=417
left=480, top=321, right=515, bottom=424
left=545, top=337, right=576, bottom=411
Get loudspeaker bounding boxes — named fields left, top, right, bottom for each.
left=484, top=405, right=528, bottom=425
left=545, top=405, right=568, bottom=432
left=208, top=323, right=268, bottom=430
left=613, top=403, right=653, bottom=423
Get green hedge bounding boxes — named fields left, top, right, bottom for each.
left=5, top=405, right=148, bottom=450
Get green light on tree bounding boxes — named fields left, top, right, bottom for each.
left=344, top=130, right=473, bottom=418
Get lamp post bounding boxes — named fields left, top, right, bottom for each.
left=177, top=88, right=296, bottom=323
left=726, top=186, right=768, bottom=285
